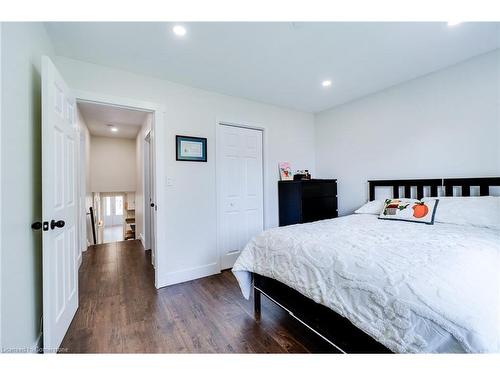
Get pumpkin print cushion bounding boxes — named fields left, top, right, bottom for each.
left=378, top=198, right=439, bottom=224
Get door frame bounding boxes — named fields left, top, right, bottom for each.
left=215, top=119, right=266, bottom=271
left=144, top=130, right=156, bottom=268
left=0, top=21, right=3, bottom=349
left=143, top=131, right=151, bottom=251
left=74, top=90, right=166, bottom=288
left=77, top=129, right=86, bottom=266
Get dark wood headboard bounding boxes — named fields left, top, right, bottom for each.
left=368, top=179, right=441, bottom=201
left=443, top=177, right=500, bottom=197
left=368, top=177, right=500, bottom=201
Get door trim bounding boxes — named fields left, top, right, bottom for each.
left=0, top=21, right=3, bottom=349
left=142, top=131, right=151, bottom=251
left=215, top=119, right=266, bottom=271
left=144, top=130, right=156, bottom=267
left=73, top=90, right=166, bottom=289
left=78, top=129, right=86, bottom=265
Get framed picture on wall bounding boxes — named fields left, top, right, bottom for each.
left=176, top=135, right=207, bottom=162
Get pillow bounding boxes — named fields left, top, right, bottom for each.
left=354, top=200, right=384, bottom=215
left=379, top=198, right=439, bottom=224
left=422, top=196, right=500, bottom=230
left=355, top=198, right=419, bottom=215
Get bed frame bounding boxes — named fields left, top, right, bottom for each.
left=368, top=177, right=500, bottom=201
left=253, top=176, right=500, bottom=353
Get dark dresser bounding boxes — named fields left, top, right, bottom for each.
left=278, top=179, right=338, bottom=226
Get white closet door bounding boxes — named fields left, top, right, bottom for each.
left=218, top=124, right=263, bottom=269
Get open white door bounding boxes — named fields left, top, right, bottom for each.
left=41, top=56, right=78, bottom=351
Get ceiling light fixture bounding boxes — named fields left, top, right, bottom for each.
left=107, top=124, right=118, bottom=132
left=322, top=80, right=332, bottom=87
left=173, top=25, right=187, bottom=36
left=447, top=21, right=462, bottom=26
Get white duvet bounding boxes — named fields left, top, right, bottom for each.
left=232, top=214, right=500, bottom=353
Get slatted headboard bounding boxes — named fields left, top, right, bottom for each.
left=368, top=179, right=441, bottom=201
left=368, top=177, right=500, bottom=201
left=443, top=177, right=500, bottom=197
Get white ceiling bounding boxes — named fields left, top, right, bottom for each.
left=46, top=22, right=500, bottom=113
left=78, top=101, right=148, bottom=139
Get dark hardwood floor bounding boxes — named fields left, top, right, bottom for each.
left=60, top=240, right=336, bottom=353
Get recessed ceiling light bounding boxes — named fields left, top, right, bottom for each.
left=447, top=21, right=462, bottom=26
left=173, top=25, right=187, bottom=36
left=107, top=124, right=118, bottom=132
left=322, top=80, right=332, bottom=87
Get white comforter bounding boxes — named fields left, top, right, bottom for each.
left=232, top=214, right=500, bottom=353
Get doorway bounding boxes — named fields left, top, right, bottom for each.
left=41, top=56, right=164, bottom=350
left=216, top=122, right=264, bottom=270
left=76, top=100, right=152, bottom=249
left=103, top=194, right=124, bottom=227
left=102, top=193, right=125, bottom=242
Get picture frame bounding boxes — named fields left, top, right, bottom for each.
left=176, top=135, right=207, bottom=162
left=278, top=162, right=293, bottom=181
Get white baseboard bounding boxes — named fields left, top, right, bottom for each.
left=139, top=233, right=145, bottom=248
left=220, top=251, right=240, bottom=270
left=158, top=262, right=220, bottom=288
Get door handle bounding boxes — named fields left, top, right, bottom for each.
left=31, top=221, right=49, bottom=231
left=50, top=219, right=65, bottom=230
left=150, top=203, right=155, bottom=208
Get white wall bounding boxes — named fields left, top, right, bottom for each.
left=315, top=50, right=500, bottom=215
left=135, top=114, right=152, bottom=248
left=1, top=22, right=54, bottom=351
left=55, top=56, right=316, bottom=286
left=89, top=136, right=137, bottom=193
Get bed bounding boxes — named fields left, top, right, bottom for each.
left=232, top=177, right=500, bottom=353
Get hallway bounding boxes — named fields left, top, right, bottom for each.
left=102, top=225, right=124, bottom=243
left=60, top=240, right=334, bottom=353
